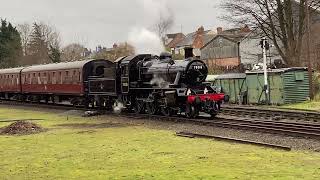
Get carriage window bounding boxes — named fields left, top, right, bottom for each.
left=48, top=72, right=50, bottom=84
left=65, top=71, right=69, bottom=83
left=32, top=73, right=35, bottom=84
left=51, top=72, right=55, bottom=84
left=38, top=73, right=41, bottom=84
left=72, top=70, right=77, bottom=84
left=43, top=72, right=47, bottom=84
left=59, top=72, right=62, bottom=84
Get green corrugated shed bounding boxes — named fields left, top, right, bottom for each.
left=207, top=67, right=310, bottom=105
left=246, top=67, right=310, bottom=105
left=207, top=73, right=247, bottom=104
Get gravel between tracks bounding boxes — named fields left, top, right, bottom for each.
left=2, top=103, right=320, bottom=152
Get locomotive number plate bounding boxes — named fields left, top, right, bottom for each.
left=193, top=65, right=203, bottom=70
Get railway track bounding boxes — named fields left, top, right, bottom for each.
left=221, top=105, right=320, bottom=122
left=2, top=100, right=320, bottom=140
left=123, top=113, right=320, bottom=139
left=176, top=132, right=292, bottom=151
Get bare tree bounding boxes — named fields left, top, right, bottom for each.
left=222, top=0, right=320, bottom=66
left=17, top=23, right=32, bottom=56
left=39, top=22, right=61, bottom=49
left=154, top=8, right=175, bottom=43
left=23, top=22, right=61, bottom=65
left=61, top=43, right=88, bottom=61
left=93, top=42, right=135, bottom=61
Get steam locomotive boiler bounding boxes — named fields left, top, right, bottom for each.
left=110, top=53, right=227, bottom=118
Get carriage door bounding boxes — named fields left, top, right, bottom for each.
left=121, top=65, right=129, bottom=93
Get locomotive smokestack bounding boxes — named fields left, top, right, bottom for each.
left=160, top=52, right=172, bottom=60
left=184, top=47, right=194, bottom=59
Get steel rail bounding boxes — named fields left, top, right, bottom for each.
left=176, top=132, right=292, bottom=151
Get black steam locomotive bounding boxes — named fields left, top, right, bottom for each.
left=88, top=53, right=227, bottom=118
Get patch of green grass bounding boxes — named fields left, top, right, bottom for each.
left=281, top=101, right=320, bottom=111
left=1, top=108, right=320, bottom=179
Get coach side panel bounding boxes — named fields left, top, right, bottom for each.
left=0, top=73, right=21, bottom=93
left=21, top=68, right=84, bottom=95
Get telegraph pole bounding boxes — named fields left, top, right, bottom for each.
left=261, top=37, right=269, bottom=104
left=306, top=0, right=314, bottom=99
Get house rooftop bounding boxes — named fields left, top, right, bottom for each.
left=176, top=30, right=214, bottom=48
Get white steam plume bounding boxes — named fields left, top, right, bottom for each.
left=127, top=0, right=173, bottom=55
left=113, top=101, right=124, bottom=114
left=150, top=74, right=169, bottom=88
left=128, top=27, right=164, bottom=54
left=138, top=0, right=172, bottom=22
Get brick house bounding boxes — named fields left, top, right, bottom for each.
left=200, top=26, right=252, bottom=69
left=164, top=33, right=186, bottom=54
left=176, top=26, right=215, bottom=57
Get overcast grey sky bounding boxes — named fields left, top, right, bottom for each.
left=0, top=0, right=226, bottom=48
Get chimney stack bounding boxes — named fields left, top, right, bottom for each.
left=217, top=27, right=223, bottom=34
left=197, top=26, right=205, bottom=34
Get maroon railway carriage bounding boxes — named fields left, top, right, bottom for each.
left=0, top=67, right=24, bottom=99
left=20, top=59, right=115, bottom=105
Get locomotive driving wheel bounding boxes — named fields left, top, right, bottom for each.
left=185, top=104, right=199, bottom=118
left=161, top=107, right=173, bottom=117
left=210, top=113, right=218, bottom=118
left=133, top=100, right=144, bottom=114
left=146, top=102, right=157, bottom=115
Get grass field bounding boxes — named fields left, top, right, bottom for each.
left=1, top=107, right=320, bottom=179
left=281, top=101, right=320, bottom=111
